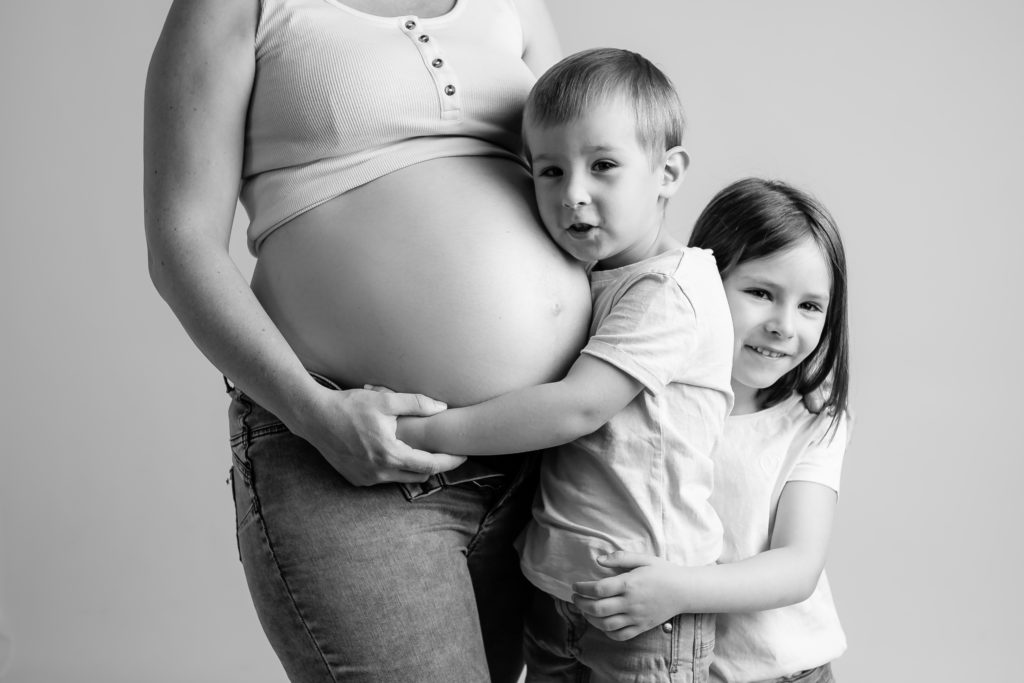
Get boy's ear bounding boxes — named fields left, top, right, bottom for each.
left=659, top=146, right=689, bottom=199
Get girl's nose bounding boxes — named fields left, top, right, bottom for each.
left=766, top=308, right=796, bottom=338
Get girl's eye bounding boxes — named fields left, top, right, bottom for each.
left=536, top=166, right=562, bottom=178
left=800, top=301, right=825, bottom=313
left=592, top=160, right=616, bottom=172
left=745, top=288, right=771, bottom=300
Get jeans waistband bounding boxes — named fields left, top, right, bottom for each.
left=225, top=374, right=535, bottom=499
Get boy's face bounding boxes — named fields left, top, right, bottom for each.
left=526, top=99, right=682, bottom=269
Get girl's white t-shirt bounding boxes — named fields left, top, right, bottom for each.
left=710, top=394, right=852, bottom=682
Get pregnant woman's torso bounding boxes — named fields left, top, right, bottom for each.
left=252, top=156, right=592, bottom=407
left=243, top=0, right=591, bottom=405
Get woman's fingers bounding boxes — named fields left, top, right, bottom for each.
left=377, top=390, right=447, bottom=417
left=304, top=386, right=458, bottom=485
left=393, top=446, right=466, bottom=477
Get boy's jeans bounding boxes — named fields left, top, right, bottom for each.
left=525, top=585, right=715, bottom=682
left=227, top=384, right=538, bottom=683
left=709, top=662, right=835, bottom=682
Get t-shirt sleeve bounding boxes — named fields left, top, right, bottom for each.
left=581, top=273, right=696, bottom=394
left=789, top=410, right=854, bottom=494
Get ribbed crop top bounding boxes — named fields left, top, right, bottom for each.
left=240, top=0, right=536, bottom=253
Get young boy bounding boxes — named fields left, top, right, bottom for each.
left=395, top=48, right=734, bottom=680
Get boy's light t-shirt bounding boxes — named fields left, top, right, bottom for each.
left=518, top=247, right=734, bottom=602
left=710, top=395, right=851, bottom=682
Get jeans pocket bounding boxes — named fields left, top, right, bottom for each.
left=230, top=460, right=257, bottom=531
left=228, top=459, right=256, bottom=563
left=779, top=666, right=831, bottom=683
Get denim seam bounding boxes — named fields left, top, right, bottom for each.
left=697, top=613, right=704, bottom=674
left=229, top=392, right=257, bottom=533
left=234, top=389, right=338, bottom=682
left=231, top=422, right=290, bottom=447
left=555, top=601, right=588, bottom=682
left=667, top=613, right=678, bottom=675
left=465, top=454, right=535, bottom=556
left=232, top=468, right=256, bottom=531
left=249, top=454, right=339, bottom=682
left=465, top=487, right=507, bottom=556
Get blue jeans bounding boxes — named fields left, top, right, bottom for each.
left=524, top=586, right=716, bottom=683
left=227, top=384, right=539, bottom=682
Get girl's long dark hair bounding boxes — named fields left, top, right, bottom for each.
left=689, top=178, right=849, bottom=428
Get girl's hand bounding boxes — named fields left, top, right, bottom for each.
left=293, top=384, right=463, bottom=486
left=571, top=552, right=684, bottom=641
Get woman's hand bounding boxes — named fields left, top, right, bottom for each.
left=293, top=385, right=464, bottom=486
left=571, top=552, right=686, bottom=641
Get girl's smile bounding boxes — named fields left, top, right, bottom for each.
left=745, top=344, right=789, bottom=359
left=724, top=237, right=832, bottom=413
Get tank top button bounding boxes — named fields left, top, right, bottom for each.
left=432, top=58, right=444, bottom=68
left=418, top=34, right=430, bottom=43
left=444, top=84, right=456, bottom=96
left=404, top=19, right=416, bottom=29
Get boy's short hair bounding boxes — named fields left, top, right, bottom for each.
left=524, top=47, right=685, bottom=161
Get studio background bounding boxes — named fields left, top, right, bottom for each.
left=1, top=1, right=1019, bottom=681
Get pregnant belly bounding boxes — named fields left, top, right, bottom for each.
left=251, top=157, right=592, bottom=407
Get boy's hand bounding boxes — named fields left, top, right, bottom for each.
left=571, top=552, right=683, bottom=641
left=802, top=373, right=835, bottom=414
left=802, top=385, right=826, bottom=414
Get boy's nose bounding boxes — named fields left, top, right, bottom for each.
left=561, top=176, right=590, bottom=208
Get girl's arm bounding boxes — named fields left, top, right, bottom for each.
left=144, top=0, right=463, bottom=485
left=571, top=481, right=836, bottom=641
left=396, top=354, right=644, bottom=455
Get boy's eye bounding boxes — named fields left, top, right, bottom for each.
left=800, top=301, right=825, bottom=313
left=745, top=288, right=771, bottom=300
left=536, top=166, right=562, bottom=178
left=592, top=160, right=617, bottom=172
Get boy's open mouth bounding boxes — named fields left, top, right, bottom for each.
left=568, top=223, right=596, bottom=234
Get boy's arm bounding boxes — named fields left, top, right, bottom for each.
left=396, top=354, right=644, bottom=455
left=572, top=481, right=836, bottom=641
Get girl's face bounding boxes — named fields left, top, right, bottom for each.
left=723, top=237, right=832, bottom=414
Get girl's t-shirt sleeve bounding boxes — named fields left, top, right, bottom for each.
left=581, top=272, right=697, bottom=395
left=788, top=409, right=854, bottom=494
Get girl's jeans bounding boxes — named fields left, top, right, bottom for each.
left=524, top=586, right=715, bottom=682
left=760, top=664, right=835, bottom=683
left=710, top=663, right=835, bottom=683
left=227, top=384, right=538, bottom=683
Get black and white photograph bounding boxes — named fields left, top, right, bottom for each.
left=1, top=1, right=1020, bottom=681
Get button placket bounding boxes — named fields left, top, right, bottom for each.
left=399, top=15, right=460, bottom=120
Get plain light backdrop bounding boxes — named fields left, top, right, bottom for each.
left=1, top=1, right=1020, bottom=681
